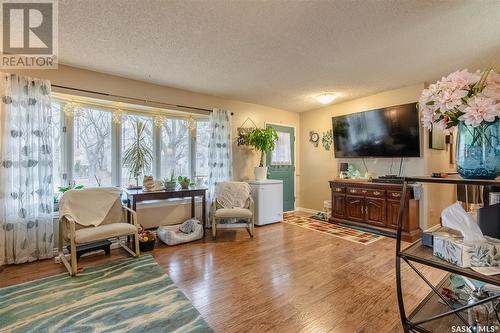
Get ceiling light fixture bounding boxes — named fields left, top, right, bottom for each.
left=315, top=93, right=337, bottom=105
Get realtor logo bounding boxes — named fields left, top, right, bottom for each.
left=1, top=0, right=58, bottom=68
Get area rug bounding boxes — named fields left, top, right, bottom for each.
left=283, top=212, right=383, bottom=245
left=0, top=255, right=213, bottom=333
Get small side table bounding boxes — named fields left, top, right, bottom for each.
left=67, top=240, right=111, bottom=261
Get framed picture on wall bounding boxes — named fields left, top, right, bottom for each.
left=429, top=127, right=445, bottom=150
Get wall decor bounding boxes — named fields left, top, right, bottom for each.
left=236, top=116, right=257, bottom=146
left=429, top=127, right=445, bottom=150
left=322, top=129, right=333, bottom=150
left=309, top=131, right=319, bottom=147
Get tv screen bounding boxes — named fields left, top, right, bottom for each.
left=332, top=103, right=420, bottom=158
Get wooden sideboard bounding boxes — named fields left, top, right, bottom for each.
left=329, top=180, right=421, bottom=242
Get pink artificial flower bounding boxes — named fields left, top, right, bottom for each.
left=434, top=116, right=451, bottom=134
left=421, top=107, right=434, bottom=130
left=459, top=95, right=499, bottom=127
left=445, top=69, right=481, bottom=90
left=437, top=88, right=468, bottom=112
left=483, top=71, right=500, bottom=102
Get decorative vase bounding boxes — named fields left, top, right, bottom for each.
left=456, top=120, right=500, bottom=179
left=254, top=166, right=268, bottom=181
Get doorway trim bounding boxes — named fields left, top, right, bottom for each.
left=264, top=121, right=297, bottom=212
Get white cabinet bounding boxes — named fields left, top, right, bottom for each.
left=248, top=180, right=283, bottom=226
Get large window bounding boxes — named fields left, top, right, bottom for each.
left=73, top=108, right=112, bottom=187
left=121, top=114, right=153, bottom=187
left=160, top=119, right=189, bottom=179
left=52, top=97, right=209, bottom=190
left=51, top=102, right=63, bottom=192
left=195, top=120, right=210, bottom=186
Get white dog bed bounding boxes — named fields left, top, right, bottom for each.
left=157, top=221, right=203, bottom=246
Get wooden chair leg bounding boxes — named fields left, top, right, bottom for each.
left=212, top=218, right=217, bottom=240
left=134, top=231, right=140, bottom=257
left=247, top=218, right=254, bottom=238
left=70, top=239, right=77, bottom=276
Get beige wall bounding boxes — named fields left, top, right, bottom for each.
left=7, top=65, right=301, bottom=204
left=299, top=84, right=454, bottom=229
left=7, top=65, right=457, bottom=226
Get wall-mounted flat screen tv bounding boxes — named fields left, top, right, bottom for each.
left=332, top=102, right=420, bottom=158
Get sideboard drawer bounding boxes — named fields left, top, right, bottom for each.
left=387, top=190, right=403, bottom=200
left=332, top=186, right=345, bottom=194
left=347, top=187, right=364, bottom=195
left=365, top=189, right=386, bottom=198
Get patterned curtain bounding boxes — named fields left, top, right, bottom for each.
left=207, top=109, right=232, bottom=215
left=0, top=74, right=54, bottom=265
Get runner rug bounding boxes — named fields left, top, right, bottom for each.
left=283, top=212, right=383, bottom=245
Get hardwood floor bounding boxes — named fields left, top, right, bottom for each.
left=0, top=213, right=445, bottom=332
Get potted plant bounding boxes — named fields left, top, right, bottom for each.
left=419, top=69, right=500, bottom=179
left=122, top=119, right=153, bottom=186
left=138, top=224, right=156, bottom=252
left=177, top=176, right=191, bottom=189
left=163, top=170, right=177, bottom=191
left=247, top=127, right=278, bottom=181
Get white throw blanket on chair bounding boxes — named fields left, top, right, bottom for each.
left=59, top=187, right=121, bottom=227
left=215, top=182, right=251, bottom=208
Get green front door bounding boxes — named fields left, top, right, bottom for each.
left=266, top=124, right=295, bottom=212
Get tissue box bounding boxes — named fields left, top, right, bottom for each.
left=422, top=225, right=461, bottom=248
left=433, top=235, right=500, bottom=268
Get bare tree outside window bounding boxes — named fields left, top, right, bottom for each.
left=160, top=119, right=189, bottom=179
left=51, top=102, right=62, bottom=191
left=73, top=108, right=112, bottom=187
left=195, top=121, right=210, bottom=186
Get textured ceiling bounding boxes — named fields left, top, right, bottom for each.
left=58, top=0, right=500, bottom=112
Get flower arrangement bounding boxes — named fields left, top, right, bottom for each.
left=419, top=69, right=500, bottom=179
left=418, top=69, right=500, bottom=131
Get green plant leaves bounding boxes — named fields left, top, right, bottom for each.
left=122, top=119, right=153, bottom=180
left=247, top=127, right=279, bottom=167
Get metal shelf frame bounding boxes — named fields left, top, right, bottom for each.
left=395, top=176, right=500, bottom=332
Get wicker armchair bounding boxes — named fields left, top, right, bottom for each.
left=58, top=189, right=139, bottom=276
left=212, top=182, right=254, bottom=239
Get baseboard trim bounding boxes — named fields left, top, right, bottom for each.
left=295, top=207, right=321, bottom=214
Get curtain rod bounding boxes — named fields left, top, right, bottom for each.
left=51, top=84, right=220, bottom=114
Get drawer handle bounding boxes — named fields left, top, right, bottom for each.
left=335, top=188, right=342, bottom=192
left=362, top=190, right=367, bottom=194
left=350, top=189, right=357, bottom=193
left=391, top=192, right=401, bottom=198
left=373, top=191, right=381, bottom=195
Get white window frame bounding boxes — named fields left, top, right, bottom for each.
left=54, top=99, right=209, bottom=188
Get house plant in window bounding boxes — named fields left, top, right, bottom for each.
left=122, top=119, right=153, bottom=187
left=163, top=170, right=177, bottom=190
left=247, top=127, right=278, bottom=181
left=177, top=176, right=191, bottom=189
left=419, top=69, right=500, bottom=179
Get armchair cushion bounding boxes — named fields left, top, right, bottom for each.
left=214, top=207, right=252, bottom=219
left=72, top=223, right=137, bottom=244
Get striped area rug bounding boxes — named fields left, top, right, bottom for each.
left=0, top=255, right=213, bottom=333
left=283, top=212, right=383, bottom=245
